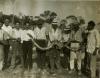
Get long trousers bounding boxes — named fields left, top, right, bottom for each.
left=22, top=41, right=33, bottom=70
left=61, top=46, right=70, bottom=69
left=4, top=44, right=10, bottom=69
left=48, top=47, right=61, bottom=71
left=86, top=53, right=97, bottom=78
left=8, top=40, right=23, bottom=68
left=70, top=51, right=85, bottom=71
left=35, top=39, right=47, bottom=69
left=0, top=44, right=4, bottom=70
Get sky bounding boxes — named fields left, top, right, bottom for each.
left=0, top=0, right=100, bottom=24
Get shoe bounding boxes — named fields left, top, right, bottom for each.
left=68, top=69, right=74, bottom=74
left=52, top=73, right=56, bottom=76
left=78, top=71, right=82, bottom=76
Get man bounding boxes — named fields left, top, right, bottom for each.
left=8, top=21, right=23, bottom=70
left=48, top=18, right=62, bottom=74
left=86, top=21, right=100, bottom=78
left=21, top=22, right=34, bottom=71
left=2, top=18, right=12, bottom=69
left=0, top=20, right=5, bottom=71
left=69, top=23, right=85, bottom=75
left=61, top=26, right=70, bottom=70
left=34, top=17, right=48, bottom=70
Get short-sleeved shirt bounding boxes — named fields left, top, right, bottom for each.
left=2, top=24, right=12, bottom=40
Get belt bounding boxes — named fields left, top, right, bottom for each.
left=70, top=40, right=81, bottom=43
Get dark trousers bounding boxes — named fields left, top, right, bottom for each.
left=22, top=41, right=33, bottom=70
left=35, top=40, right=47, bottom=69
left=48, top=47, right=61, bottom=71
left=61, top=47, right=70, bottom=69
left=4, top=44, right=10, bottom=69
left=8, top=40, right=23, bottom=68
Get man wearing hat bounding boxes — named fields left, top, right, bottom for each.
left=60, top=19, right=70, bottom=70
left=33, top=17, right=48, bottom=71
left=68, top=22, right=85, bottom=75
left=47, top=18, right=62, bottom=74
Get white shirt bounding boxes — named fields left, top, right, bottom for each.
left=69, top=29, right=83, bottom=42
left=2, top=24, right=12, bottom=40
left=62, top=33, right=70, bottom=42
left=34, top=26, right=47, bottom=40
left=0, top=29, right=4, bottom=41
left=27, top=30, right=36, bottom=39
left=21, top=30, right=30, bottom=42
left=12, top=29, right=21, bottom=39
left=21, top=29, right=35, bottom=42
left=49, top=28, right=62, bottom=42
left=87, top=29, right=100, bottom=54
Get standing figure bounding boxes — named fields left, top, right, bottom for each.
left=8, top=21, right=23, bottom=70
left=34, top=18, right=48, bottom=71
left=0, top=20, right=5, bottom=71
left=21, top=22, right=34, bottom=71
left=86, top=21, right=100, bottom=78
left=48, top=18, right=62, bottom=74
left=69, top=23, right=85, bottom=75
left=2, top=18, right=12, bottom=69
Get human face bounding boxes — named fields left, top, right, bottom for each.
left=52, top=24, right=58, bottom=30
left=87, top=24, right=94, bottom=30
left=15, top=23, right=20, bottom=29
left=5, top=19, right=9, bottom=26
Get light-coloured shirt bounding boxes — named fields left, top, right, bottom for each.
left=34, top=26, right=47, bottom=40
left=2, top=24, right=12, bottom=40
left=21, top=29, right=35, bottom=42
left=69, top=28, right=83, bottom=42
left=0, top=29, right=4, bottom=41
left=27, top=30, right=36, bottom=39
left=62, top=33, right=70, bottom=42
left=49, top=28, right=62, bottom=42
left=12, top=29, right=21, bottom=39
left=21, top=30, right=31, bottom=42
left=87, top=29, right=100, bottom=54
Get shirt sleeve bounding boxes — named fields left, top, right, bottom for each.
left=20, top=30, right=24, bottom=43
left=95, top=29, right=100, bottom=48
left=57, top=30, right=62, bottom=41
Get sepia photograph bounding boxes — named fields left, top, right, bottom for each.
left=0, top=0, right=100, bottom=78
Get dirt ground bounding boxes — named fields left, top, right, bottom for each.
left=0, top=67, right=88, bottom=78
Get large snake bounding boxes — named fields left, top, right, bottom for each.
left=27, top=33, right=54, bottom=50
left=27, top=33, right=74, bottom=51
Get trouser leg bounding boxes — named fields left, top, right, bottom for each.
left=50, top=56, right=55, bottom=71
left=77, top=59, right=81, bottom=71
left=35, top=40, right=47, bottom=69
left=0, top=45, right=4, bottom=70
left=4, top=45, right=10, bottom=68
left=70, top=52, right=76, bottom=70
left=0, top=61, right=3, bottom=70
left=27, top=42, right=33, bottom=70
left=55, top=50, right=60, bottom=69
left=49, top=48, right=55, bottom=71
left=62, top=47, right=70, bottom=69
left=10, top=41, right=18, bottom=68
left=22, top=42, right=28, bottom=69
left=90, top=55, right=96, bottom=78
left=18, top=43, right=24, bottom=67
left=10, top=54, right=16, bottom=68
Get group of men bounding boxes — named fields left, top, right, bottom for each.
left=0, top=10, right=100, bottom=78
